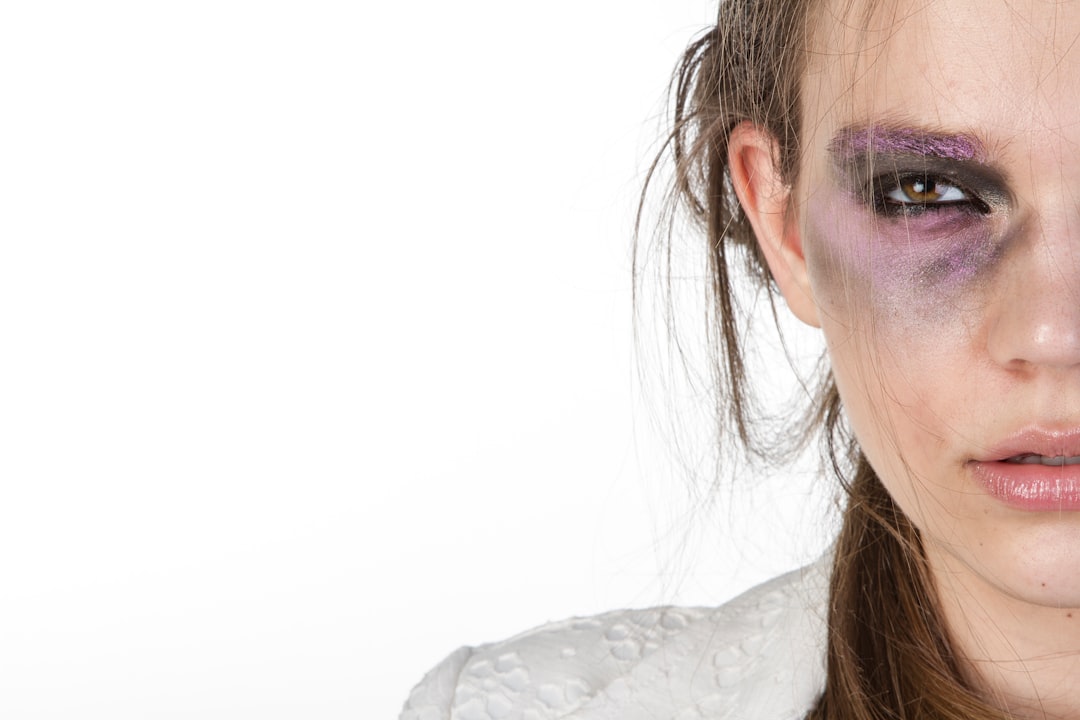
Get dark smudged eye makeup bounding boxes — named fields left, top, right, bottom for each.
left=827, top=125, right=1011, bottom=221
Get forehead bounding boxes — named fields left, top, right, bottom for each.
left=801, top=0, right=1080, bottom=169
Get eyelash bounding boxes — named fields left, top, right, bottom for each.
left=871, top=173, right=990, bottom=217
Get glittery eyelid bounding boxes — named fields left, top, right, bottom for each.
left=828, top=126, right=986, bottom=164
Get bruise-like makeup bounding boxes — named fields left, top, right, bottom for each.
left=819, top=124, right=1011, bottom=300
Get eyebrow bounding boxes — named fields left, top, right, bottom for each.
left=828, top=125, right=987, bottom=163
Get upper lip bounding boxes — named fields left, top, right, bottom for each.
left=975, top=426, right=1080, bottom=463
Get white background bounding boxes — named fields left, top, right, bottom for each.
left=0, top=1, right=837, bottom=718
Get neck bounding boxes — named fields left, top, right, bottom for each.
left=929, top=548, right=1080, bottom=720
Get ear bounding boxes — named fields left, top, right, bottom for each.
left=728, top=122, right=820, bottom=328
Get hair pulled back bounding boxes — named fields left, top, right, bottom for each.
left=643, top=1, right=1015, bottom=717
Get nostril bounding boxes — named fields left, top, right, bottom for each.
left=989, top=315, right=1080, bottom=370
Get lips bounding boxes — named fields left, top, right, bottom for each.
left=1003, top=454, right=1080, bottom=466
left=970, top=428, right=1080, bottom=511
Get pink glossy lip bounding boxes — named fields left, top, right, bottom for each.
left=970, top=428, right=1080, bottom=511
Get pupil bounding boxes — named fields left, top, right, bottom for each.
left=904, top=176, right=937, bottom=202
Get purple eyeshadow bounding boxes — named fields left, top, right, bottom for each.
left=829, top=126, right=985, bottom=163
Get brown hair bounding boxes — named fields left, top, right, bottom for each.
left=638, top=1, right=1012, bottom=717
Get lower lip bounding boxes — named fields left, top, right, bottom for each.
left=971, top=461, right=1080, bottom=511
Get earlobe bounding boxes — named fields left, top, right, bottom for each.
left=728, top=122, right=820, bottom=328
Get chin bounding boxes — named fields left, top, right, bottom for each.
left=937, top=520, right=1080, bottom=610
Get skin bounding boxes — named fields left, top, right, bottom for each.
left=732, top=1, right=1080, bottom=717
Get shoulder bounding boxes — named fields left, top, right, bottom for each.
left=399, top=556, right=830, bottom=720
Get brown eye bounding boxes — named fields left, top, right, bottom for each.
left=886, top=175, right=967, bottom=205
left=901, top=177, right=942, bottom=202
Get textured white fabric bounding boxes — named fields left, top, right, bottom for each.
left=399, top=556, right=830, bottom=720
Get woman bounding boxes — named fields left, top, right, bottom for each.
left=401, top=0, right=1080, bottom=717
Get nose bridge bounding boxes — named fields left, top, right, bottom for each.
left=989, top=204, right=1080, bottom=370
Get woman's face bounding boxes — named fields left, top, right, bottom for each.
left=798, top=0, right=1080, bottom=609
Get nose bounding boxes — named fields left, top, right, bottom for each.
left=987, top=221, right=1080, bottom=371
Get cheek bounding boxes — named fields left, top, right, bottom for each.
left=801, top=193, right=1004, bottom=493
left=803, top=193, right=1001, bottom=345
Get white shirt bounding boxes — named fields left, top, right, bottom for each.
left=399, top=556, right=830, bottom=720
